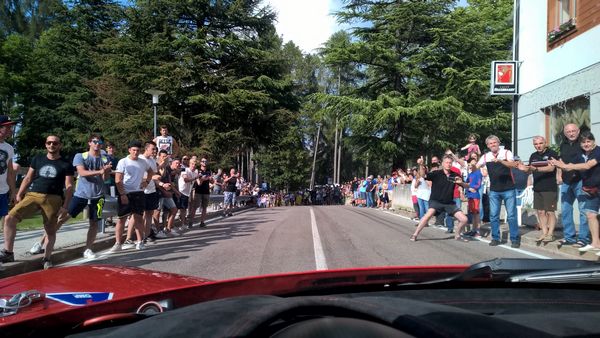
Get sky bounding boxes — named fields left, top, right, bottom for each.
left=265, top=0, right=469, bottom=54
left=265, top=0, right=343, bottom=54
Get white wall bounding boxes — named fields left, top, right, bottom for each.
left=518, top=0, right=600, bottom=94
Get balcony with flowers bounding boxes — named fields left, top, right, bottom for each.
left=547, top=18, right=577, bottom=44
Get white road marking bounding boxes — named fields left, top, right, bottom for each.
left=381, top=210, right=551, bottom=259
left=310, top=208, right=328, bottom=270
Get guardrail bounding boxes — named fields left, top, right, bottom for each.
left=100, top=194, right=254, bottom=233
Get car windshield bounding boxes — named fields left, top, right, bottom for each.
left=1, top=0, right=599, bottom=287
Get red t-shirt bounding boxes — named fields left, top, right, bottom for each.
left=451, top=166, right=461, bottom=199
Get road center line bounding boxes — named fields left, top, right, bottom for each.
left=310, top=208, right=328, bottom=270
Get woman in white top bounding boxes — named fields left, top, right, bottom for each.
left=413, top=167, right=431, bottom=220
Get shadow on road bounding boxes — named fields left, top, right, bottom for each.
left=89, top=210, right=278, bottom=267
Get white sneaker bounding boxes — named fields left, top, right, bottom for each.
left=122, top=239, right=136, bottom=250
left=170, top=229, right=181, bottom=237
left=109, top=243, right=122, bottom=253
left=30, top=242, right=44, bottom=255
left=42, top=258, right=53, bottom=270
left=578, top=244, right=600, bottom=252
left=83, top=249, right=97, bottom=259
left=135, top=241, right=145, bottom=250
left=155, top=231, right=168, bottom=239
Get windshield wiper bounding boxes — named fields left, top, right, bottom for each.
left=508, top=266, right=600, bottom=284
left=415, top=258, right=600, bottom=285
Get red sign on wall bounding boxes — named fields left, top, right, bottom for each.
left=490, top=61, right=518, bottom=95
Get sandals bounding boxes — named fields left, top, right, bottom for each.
left=410, top=235, right=417, bottom=242
left=543, top=235, right=555, bottom=243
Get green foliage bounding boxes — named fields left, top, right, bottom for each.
left=0, top=0, right=516, bottom=189
left=253, top=124, right=310, bottom=191
left=307, top=0, right=514, bottom=176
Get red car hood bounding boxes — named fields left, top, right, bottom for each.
left=0, top=264, right=466, bottom=330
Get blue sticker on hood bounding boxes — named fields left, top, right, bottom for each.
left=46, top=292, right=113, bottom=306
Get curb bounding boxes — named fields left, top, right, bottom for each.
left=0, top=206, right=253, bottom=278
left=389, top=207, right=600, bottom=261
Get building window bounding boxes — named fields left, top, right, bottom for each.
left=558, top=0, right=576, bottom=24
left=544, top=95, right=590, bottom=146
left=548, top=0, right=578, bottom=44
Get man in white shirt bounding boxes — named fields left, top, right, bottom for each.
left=153, top=125, right=179, bottom=157
left=139, top=141, right=161, bottom=241
left=178, top=157, right=198, bottom=228
left=0, top=115, right=17, bottom=222
left=111, top=141, right=154, bottom=252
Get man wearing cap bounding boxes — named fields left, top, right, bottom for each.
left=0, top=115, right=17, bottom=222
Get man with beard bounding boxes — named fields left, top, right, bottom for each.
left=1, top=136, right=74, bottom=269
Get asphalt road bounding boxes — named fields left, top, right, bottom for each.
left=62, top=206, right=573, bottom=280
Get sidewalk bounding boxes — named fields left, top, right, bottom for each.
left=388, top=207, right=600, bottom=261
left=0, top=205, right=252, bottom=278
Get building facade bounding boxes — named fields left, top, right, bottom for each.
left=516, top=0, right=600, bottom=156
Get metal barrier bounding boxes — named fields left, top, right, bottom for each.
left=100, top=194, right=254, bottom=233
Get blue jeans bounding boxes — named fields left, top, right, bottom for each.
left=489, top=189, right=520, bottom=242
left=366, top=191, right=374, bottom=207
left=560, top=181, right=590, bottom=244
left=515, top=189, right=524, bottom=207
left=445, top=198, right=462, bottom=231
left=478, top=185, right=485, bottom=220
left=417, top=198, right=429, bottom=219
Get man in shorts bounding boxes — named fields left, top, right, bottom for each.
left=223, top=168, right=238, bottom=217
left=410, top=155, right=469, bottom=242
left=191, top=158, right=213, bottom=227
left=152, top=150, right=179, bottom=236
left=517, top=136, right=558, bottom=242
left=1, top=136, right=74, bottom=269
left=29, top=134, right=112, bottom=259
left=110, top=140, right=154, bottom=252
left=0, top=115, right=17, bottom=224
left=178, top=157, right=198, bottom=228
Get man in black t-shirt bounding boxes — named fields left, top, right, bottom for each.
left=223, top=168, right=238, bottom=216
left=556, top=123, right=589, bottom=247
left=517, top=136, right=558, bottom=242
left=190, top=157, right=212, bottom=227
left=411, top=155, right=469, bottom=242
left=1, top=136, right=74, bottom=269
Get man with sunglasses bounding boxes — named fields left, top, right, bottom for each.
left=1, top=136, right=74, bottom=269
left=29, top=134, right=112, bottom=260
left=190, top=158, right=212, bottom=227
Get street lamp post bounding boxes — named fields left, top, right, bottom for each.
left=144, top=89, right=166, bottom=139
